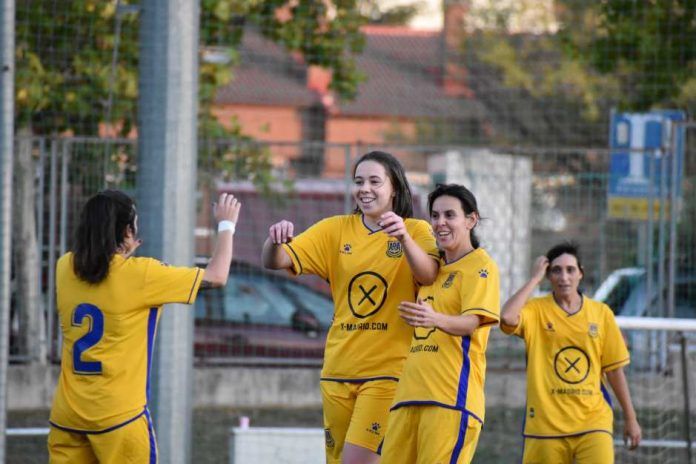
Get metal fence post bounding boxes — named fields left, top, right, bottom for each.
left=138, top=0, right=200, bottom=462
left=0, top=0, right=14, bottom=460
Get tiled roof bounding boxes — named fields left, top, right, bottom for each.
left=215, top=26, right=485, bottom=121
left=214, top=28, right=318, bottom=107
left=338, top=27, right=485, bottom=119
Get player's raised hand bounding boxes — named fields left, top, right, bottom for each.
left=268, top=220, right=294, bottom=244
left=379, top=212, right=409, bottom=242
left=531, top=255, right=549, bottom=284
left=213, top=192, right=241, bottom=224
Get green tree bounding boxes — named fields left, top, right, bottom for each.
left=463, top=1, right=695, bottom=144
left=13, top=0, right=367, bottom=363
left=16, top=0, right=367, bottom=136
left=586, top=0, right=696, bottom=112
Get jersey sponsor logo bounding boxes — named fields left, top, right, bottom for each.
left=348, top=271, right=388, bottom=318
left=386, top=240, right=403, bottom=258
left=340, top=243, right=352, bottom=255
left=339, top=322, right=388, bottom=331
left=553, top=346, right=590, bottom=384
left=410, top=342, right=439, bottom=352
left=588, top=322, right=599, bottom=338
left=324, top=428, right=335, bottom=449
left=442, top=272, right=457, bottom=288
left=414, top=326, right=436, bottom=340
left=478, top=268, right=488, bottom=278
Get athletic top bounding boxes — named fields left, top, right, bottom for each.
left=283, top=214, right=439, bottom=381
left=391, top=248, right=500, bottom=424
left=49, top=253, right=202, bottom=432
left=501, top=294, right=629, bottom=437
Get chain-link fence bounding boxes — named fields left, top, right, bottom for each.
left=6, top=0, right=696, bottom=462
left=9, top=136, right=696, bottom=367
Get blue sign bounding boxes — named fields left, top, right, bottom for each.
left=608, top=110, right=685, bottom=220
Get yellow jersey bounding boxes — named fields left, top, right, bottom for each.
left=283, top=214, right=439, bottom=380
left=500, top=294, right=629, bottom=437
left=391, top=248, right=500, bottom=424
left=49, top=253, right=203, bottom=432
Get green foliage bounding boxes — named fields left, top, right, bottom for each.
left=16, top=0, right=367, bottom=137
left=586, top=0, right=696, bottom=111
left=15, top=1, right=139, bottom=134
left=465, top=1, right=695, bottom=137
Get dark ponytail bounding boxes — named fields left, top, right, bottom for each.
left=428, top=183, right=481, bottom=249
left=72, top=190, right=136, bottom=284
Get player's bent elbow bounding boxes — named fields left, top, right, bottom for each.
left=202, top=270, right=228, bottom=288
left=500, top=313, right=519, bottom=328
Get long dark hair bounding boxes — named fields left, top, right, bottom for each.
left=72, top=190, right=137, bottom=284
left=352, top=151, right=414, bottom=218
left=428, top=183, right=481, bottom=249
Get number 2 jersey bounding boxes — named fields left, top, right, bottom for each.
left=500, top=294, right=630, bottom=437
left=282, top=214, right=439, bottom=381
left=49, top=253, right=203, bottom=432
left=390, top=248, right=501, bottom=424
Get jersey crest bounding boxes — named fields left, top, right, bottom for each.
left=588, top=322, right=599, bottom=338
left=386, top=240, right=403, bottom=258
left=443, top=272, right=458, bottom=288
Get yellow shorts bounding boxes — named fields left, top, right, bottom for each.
left=48, top=412, right=157, bottom=464
left=320, top=378, right=397, bottom=463
left=380, top=405, right=482, bottom=464
left=522, top=431, right=614, bottom=464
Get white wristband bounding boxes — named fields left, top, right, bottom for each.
left=218, top=220, right=236, bottom=234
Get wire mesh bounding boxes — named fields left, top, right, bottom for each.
left=6, top=1, right=696, bottom=463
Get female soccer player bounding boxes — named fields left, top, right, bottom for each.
left=380, top=183, right=500, bottom=464
left=261, top=151, right=439, bottom=464
left=500, top=242, right=641, bottom=463
left=48, top=190, right=241, bottom=463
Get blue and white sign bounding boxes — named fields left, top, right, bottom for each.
left=608, top=110, right=685, bottom=220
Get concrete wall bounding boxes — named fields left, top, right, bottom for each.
left=429, top=149, right=533, bottom=300
left=7, top=365, right=323, bottom=410
left=9, top=363, right=527, bottom=411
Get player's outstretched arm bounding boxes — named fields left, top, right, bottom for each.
left=202, top=193, right=241, bottom=288
left=605, top=367, right=642, bottom=450
left=379, top=212, right=438, bottom=285
left=261, top=220, right=294, bottom=270
left=501, top=256, right=548, bottom=327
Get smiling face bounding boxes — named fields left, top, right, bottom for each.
left=352, top=160, right=395, bottom=220
left=547, top=253, right=583, bottom=298
left=430, top=195, right=477, bottom=258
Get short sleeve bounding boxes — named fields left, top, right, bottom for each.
left=409, top=220, right=440, bottom=260
left=282, top=217, right=337, bottom=280
left=500, top=300, right=533, bottom=338
left=601, top=305, right=630, bottom=371
left=460, top=264, right=500, bottom=326
left=142, top=258, right=203, bottom=308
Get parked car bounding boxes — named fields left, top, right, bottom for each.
left=593, top=267, right=696, bottom=370
left=194, top=262, right=334, bottom=363
left=593, top=267, right=696, bottom=318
